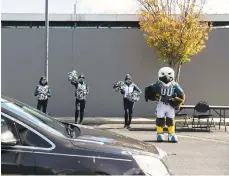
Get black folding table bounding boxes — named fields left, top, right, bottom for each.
left=179, top=105, right=229, bottom=131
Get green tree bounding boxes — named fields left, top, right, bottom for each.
left=138, top=0, right=212, bottom=82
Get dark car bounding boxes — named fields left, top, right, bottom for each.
left=1, top=96, right=171, bottom=175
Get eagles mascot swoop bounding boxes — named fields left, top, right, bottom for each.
left=145, top=67, right=185, bottom=143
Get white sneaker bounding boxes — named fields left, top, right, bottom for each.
left=157, top=134, right=165, bottom=142
left=168, top=134, right=178, bottom=143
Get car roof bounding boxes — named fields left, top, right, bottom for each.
left=1, top=96, right=33, bottom=110
left=1, top=95, right=20, bottom=103
left=1, top=95, right=12, bottom=102
left=1, top=98, right=7, bottom=103
left=1, top=97, right=8, bottom=103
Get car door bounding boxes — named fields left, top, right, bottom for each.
left=13, top=117, right=56, bottom=174
left=1, top=114, right=35, bottom=175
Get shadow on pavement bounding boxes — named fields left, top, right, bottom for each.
left=97, top=126, right=215, bottom=133
left=97, top=127, right=125, bottom=130
left=143, top=140, right=173, bottom=143
left=129, top=127, right=214, bottom=133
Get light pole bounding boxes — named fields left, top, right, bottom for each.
left=45, top=0, right=49, bottom=81
left=74, top=0, right=77, bottom=28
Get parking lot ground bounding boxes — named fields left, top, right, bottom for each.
left=94, top=124, right=229, bottom=175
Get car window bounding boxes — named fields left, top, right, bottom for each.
left=1, top=115, right=20, bottom=145
left=1, top=115, right=52, bottom=148
left=1, top=118, right=8, bottom=133
left=2, top=102, right=69, bottom=138
left=14, top=122, right=52, bottom=148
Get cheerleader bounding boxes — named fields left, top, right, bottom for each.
left=70, top=73, right=89, bottom=124
left=34, top=76, right=51, bottom=113
left=121, top=74, right=142, bottom=129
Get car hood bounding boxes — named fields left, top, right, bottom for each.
left=70, top=125, right=159, bottom=156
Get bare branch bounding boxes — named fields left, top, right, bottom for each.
left=185, top=0, right=191, bottom=13
left=175, top=0, right=183, bottom=19
left=166, top=0, right=169, bottom=15
left=197, top=0, right=207, bottom=14
left=137, top=0, right=159, bottom=18
left=152, top=0, right=161, bottom=12
left=137, top=0, right=152, bottom=12
left=159, top=0, right=166, bottom=12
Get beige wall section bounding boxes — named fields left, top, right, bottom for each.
left=1, top=28, right=229, bottom=117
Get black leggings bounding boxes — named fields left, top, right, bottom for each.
left=37, top=99, right=48, bottom=113
left=123, top=98, right=134, bottom=126
left=75, top=99, right=86, bottom=123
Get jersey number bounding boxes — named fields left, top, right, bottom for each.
left=161, top=87, right=174, bottom=96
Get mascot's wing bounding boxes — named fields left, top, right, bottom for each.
left=145, top=85, right=159, bottom=102
left=170, top=92, right=186, bottom=110
left=145, top=87, right=149, bottom=102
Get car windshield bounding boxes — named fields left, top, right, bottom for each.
left=2, top=97, right=76, bottom=138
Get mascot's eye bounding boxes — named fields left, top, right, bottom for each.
left=161, top=72, right=165, bottom=75
left=168, top=72, right=171, bottom=75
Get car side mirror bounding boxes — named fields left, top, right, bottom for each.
left=1, top=130, right=18, bottom=146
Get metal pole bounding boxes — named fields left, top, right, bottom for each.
left=74, top=1, right=77, bottom=28
left=45, top=0, right=49, bottom=81
left=74, top=3, right=76, bottom=16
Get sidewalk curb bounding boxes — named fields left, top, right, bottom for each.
left=55, top=117, right=154, bottom=125
left=55, top=117, right=229, bottom=126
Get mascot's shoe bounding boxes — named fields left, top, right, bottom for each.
left=168, top=134, right=178, bottom=143
left=157, top=133, right=165, bottom=142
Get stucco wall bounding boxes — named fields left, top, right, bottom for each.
left=1, top=28, right=229, bottom=117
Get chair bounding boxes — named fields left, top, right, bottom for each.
left=175, top=107, right=191, bottom=130
left=192, top=101, right=215, bottom=131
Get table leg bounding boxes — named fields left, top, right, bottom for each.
left=224, top=110, right=226, bottom=132
left=219, top=109, right=221, bottom=129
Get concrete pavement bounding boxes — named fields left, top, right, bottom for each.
left=94, top=124, right=229, bottom=175
left=55, top=117, right=229, bottom=174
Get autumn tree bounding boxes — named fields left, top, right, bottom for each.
left=137, top=0, right=212, bottom=82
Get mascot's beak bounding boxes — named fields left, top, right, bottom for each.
left=159, top=75, right=172, bottom=84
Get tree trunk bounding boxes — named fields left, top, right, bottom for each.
left=175, top=65, right=181, bottom=83
left=168, top=61, right=181, bottom=83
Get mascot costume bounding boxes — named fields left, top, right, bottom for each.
left=145, top=67, right=185, bottom=143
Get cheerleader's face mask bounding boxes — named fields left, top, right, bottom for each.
left=125, top=78, right=132, bottom=85
left=41, top=78, right=47, bottom=85
left=78, top=78, right=84, bottom=84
